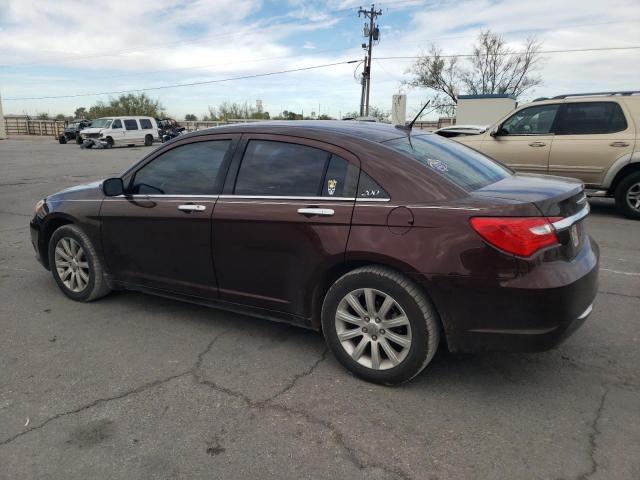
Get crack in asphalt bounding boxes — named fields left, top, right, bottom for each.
left=577, top=387, right=609, bottom=480
left=0, top=329, right=229, bottom=447
left=0, top=329, right=409, bottom=479
left=599, top=290, right=640, bottom=300
left=192, top=347, right=412, bottom=480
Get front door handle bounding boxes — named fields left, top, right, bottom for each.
left=609, top=141, right=629, bottom=147
left=297, top=207, right=335, bottom=217
left=178, top=204, right=206, bottom=212
left=528, top=141, right=546, bottom=147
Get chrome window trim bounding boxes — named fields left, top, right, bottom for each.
left=552, top=203, right=590, bottom=231
left=108, top=194, right=219, bottom=198
left=106, top=194, right=391, bottom=202
left=217, top=195, right=390, bottom=202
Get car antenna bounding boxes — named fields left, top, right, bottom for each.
left=397, top=100, right=431, bottom=133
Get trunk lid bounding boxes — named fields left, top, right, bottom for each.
left=473, top=173, right=585, bottom=217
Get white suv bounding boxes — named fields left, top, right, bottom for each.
left=80, top=116, right=158, bottom=148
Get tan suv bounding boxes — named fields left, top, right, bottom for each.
left=454, top=92, right=640, bottom=219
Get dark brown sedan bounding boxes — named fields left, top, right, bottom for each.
left=30, top=121, right=599, bottom=384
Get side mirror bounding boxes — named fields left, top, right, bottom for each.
left=103, top=177, right=124, bottom=196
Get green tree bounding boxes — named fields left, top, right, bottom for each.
left=55, top=114, right=66, bottom=120
left=36, top=112, right=49, bottom=119
left=74, top=107, right=87, bottom=119
left=88, top=93, right=165, bottom=118
left=184, top=114, right=198, bottom=121
left=318, top=114, right=333, bottom=120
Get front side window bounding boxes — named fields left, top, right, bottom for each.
left=556, top=102, right=628, bottom=135
left=131, top=140, right=231, bottom=195
left=112, top=119, right=122, bottom=129
left=124, top=119, right=138, bottom=131
left=139, top=118, right=153, bottom=130
left=500, top=104, right=560, bottom=135
left=385, top=134, right=511, bottom=191
left=235, top=140, right=331, bottom=197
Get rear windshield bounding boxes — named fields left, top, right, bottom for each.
left=384, top=134, right=511, bottom=191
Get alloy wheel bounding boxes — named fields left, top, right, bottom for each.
left=626, top=182, right=640, bottom=212
left=54, top=237, right=90, bottom=293
left=335, top=288, right=412, bottom=370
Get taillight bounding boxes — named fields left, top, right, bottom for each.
left=470, top=217, right=562, bottom=257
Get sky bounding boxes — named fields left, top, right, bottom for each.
left=0, top=0, right=639, bottom=120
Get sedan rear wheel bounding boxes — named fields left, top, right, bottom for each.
left=335, top=288, right=412, bottom=370
left=322, top=266, right=440, bottom=385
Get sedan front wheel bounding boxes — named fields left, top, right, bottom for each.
left=48, top=225, right=111, bottom=302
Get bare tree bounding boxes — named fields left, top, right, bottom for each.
left=407, top=30, right=542, bottom=114
left=462, top=32, right=542, bottom=97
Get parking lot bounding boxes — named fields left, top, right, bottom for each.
left=0, top=136, right=638, bottom=479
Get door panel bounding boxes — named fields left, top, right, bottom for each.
left=212, top=134, right=359, bottom=317
left=101, top=135, right=239, bottom=298
left=212, top=197, right=354, bottom=315
left=481, top=135, right=553, bottom=174
left=548, top=101, right=636, bottom=185
left=101, top=196, right=217, bottom=298
left=480, top=103, right=560, bottom=174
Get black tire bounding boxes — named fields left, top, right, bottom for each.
left=58, top=136, right=67, bottom=144
left=48, top=224, right=111, bottom=302
left=76, top=135, right=83, bottom=145
left=144, top=135, right=153, bottom=146
left=321, top=265, right=440, bottom=385
left=105, top=137, right=114, bottom=148
left=615, top=171, right=640, bottom=220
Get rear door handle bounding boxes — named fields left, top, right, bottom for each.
left=528, top=141, right=546, bottom=147
left=178, top=204, right=206, bottom=212
left=609, top=141, right=629, bottom=147
left=297, top=207, right=334, bottom=217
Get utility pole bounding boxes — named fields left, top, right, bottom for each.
left=358, top=4, right=382, bottom=117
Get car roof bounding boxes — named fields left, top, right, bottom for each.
left=183, top=120, right=419, bottom=144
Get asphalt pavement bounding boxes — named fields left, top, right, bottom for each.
left=0, top=136, right=638, bottom=480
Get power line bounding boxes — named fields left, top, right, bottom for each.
left=373, top=45, right=640, bottom=60
left=3, top=60, right=359, bottom=101
left=9, top=46, right=362, bottom=86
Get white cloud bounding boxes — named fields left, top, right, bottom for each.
left=0, top=0, right=638, bottom=119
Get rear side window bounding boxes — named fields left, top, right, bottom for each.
left=235, top=140, right=330, bottom=196
left=112, top=119, right=122, bottom=129
left=139, top=119, right=153, bottom=129
left=124, top=119, right=138, bottom=130
left=556, top=102, right=627, bottom=135
left=385, top=134, right=510, bottom=191
left=358, top=172, right=389, bottom=199
left=322, top=155, right=358, bottom=197
left=132, top=140, right=231, bottom=195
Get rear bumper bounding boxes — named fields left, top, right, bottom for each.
left=414, top=236, right=600, bottom=353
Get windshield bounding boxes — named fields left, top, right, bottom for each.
left=68, top=123, right=79, bottom=128
left=90, top=119, right=112, bottom=129
left=384, top=134, right=511, bottom=191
